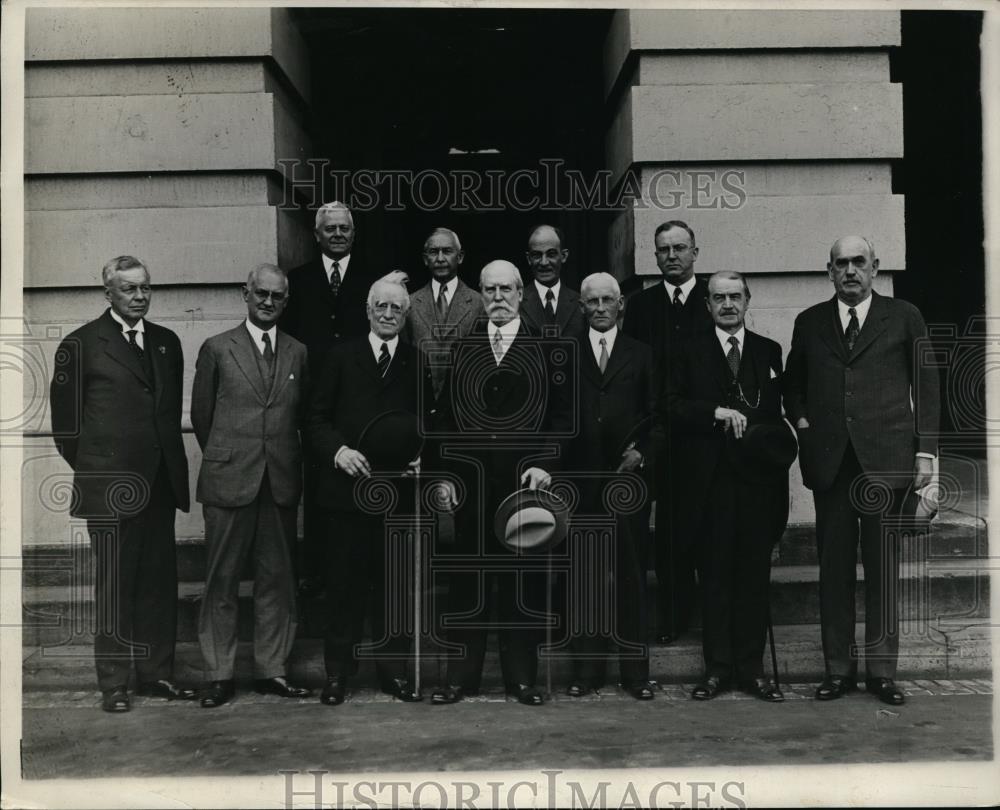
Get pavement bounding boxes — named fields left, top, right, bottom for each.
left=18, top=679, right=994, bottom=779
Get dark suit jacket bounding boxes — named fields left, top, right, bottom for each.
left=49, top=309, right=189, bottom=518
left=563, top=331, right=659, bottom=507
left=434, top=319, right=574, bottom=529
left=519, top=282, right=586, bottom=339
left=306, top=336, right=435, bottom=512
left=664, top=329, right=790, bottom=546
left=401, top=278, right=483, bottom=397
left=783, top=292, right=940, bottom=492
left=279, top=255, right=373, bottom=377
left=622, top=276, right=713, bottom=363
left=190, top=325, right=309, bottom=509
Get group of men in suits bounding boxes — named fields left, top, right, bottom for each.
left=49, top=198, right=936, bottom=712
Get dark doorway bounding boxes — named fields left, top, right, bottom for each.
left=892, top=11, right=985, bottom=446
left=294, top=8, right=613, bottom=291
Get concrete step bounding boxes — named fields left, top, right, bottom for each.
left=19, top=557, right=992, bottom=648
left=19, top=513, right=986, bottom=586
left=21, top=622, right=992, bottom=692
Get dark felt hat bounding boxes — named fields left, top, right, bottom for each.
left=735, top=421, right=798, bottom=470
left=493, top=488, right=570, bottom=554
left=357, top=409, right=424, bottom=472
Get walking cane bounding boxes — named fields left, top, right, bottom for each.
left=767, top=602, right=780, bottom=689
left=413, top=465, right=421, bottom=696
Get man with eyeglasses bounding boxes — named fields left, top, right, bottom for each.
left=307, top=277, right=435, bottom=706
left=623, top=220, right=713, bottom=648
left=191, top=263, right=312, bottom=708
left=663, top=271, right=792, bottom=702
left=519, top=224, right=585, bottom=339
left=402, top=227, right=483, bottom=398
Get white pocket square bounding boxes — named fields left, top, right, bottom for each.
left=289, top=373, right=295, bottom=379
left=770, top=368, right=779, bottom=379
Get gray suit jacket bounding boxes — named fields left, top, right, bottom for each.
left=191, top=324, right=310, bottom=508
left=402, top=278, right=483, bottom=396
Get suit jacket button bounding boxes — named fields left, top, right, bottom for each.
left=846, top=416, right=854, bottom=423
left=144, top=388, right=151, bottom=393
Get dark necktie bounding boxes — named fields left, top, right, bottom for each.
left=544, top=289, right=556, bottom=324
left=329, top=261, right=342, bottom=297
left=845, top=307, right=860, bottom=352
left=126, top=329, right=143, bottom=359
left=377, top=341, right=391, bottom=377
left=261, top=332, right=275, bottom=367
left=672, top=287, right=683, bottom=313
left=726, top=335, right=740, bottom=379
left=598, top=336, right=609, bottom=374
left=436, top=284, right=449, bottom=320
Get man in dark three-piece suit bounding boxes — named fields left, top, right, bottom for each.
left=308, top=278, right=435, bottom=706
left=430, top=260, right=573, bottom=707
left=518, top=224, right=586, bottom=339
left=402, top=227, right=483, bottom=398
left=49, top=255, right=194, bottom=712
left=623, top=220, right=713, bottom=646
left=561, top=272, right=659, bottom=700
left=665, top=271, right=791, bottom=703
left=191, top=263, right=312, bottom=708
left=279, top=202, right=373, bottom=594
left=784, top=236, right=939, bottom=706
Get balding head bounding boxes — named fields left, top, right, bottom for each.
left=526, top=224, right=568, bottom=287
left=827, top=235, right=879, bottom=306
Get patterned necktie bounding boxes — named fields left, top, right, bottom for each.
left=544, top=289, right=556, bottom=324
left=845, top=307, right=860, bottom=351
left=492, top=329, right=504, bottom=364
left=261, top=331, right=275, bottom=367
left=598, top=336, right=609, bottom=374
left=126, top=329, right=143, bottom=359
left=436, top=284, right=449, bottom=320
left=329, top=261, right=342, bottom=297
left=672, top=287, right=683, bottom=313
left=377, top=342, right=391, bottom=377
left=726, top=335, right=740, bottom=379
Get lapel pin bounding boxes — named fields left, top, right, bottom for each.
left=158, top=345, right=166, bottom=354
left=289, top=373, right=295, bottom=379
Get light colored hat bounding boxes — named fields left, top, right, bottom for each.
left=493, top=488, right=569, bottom=554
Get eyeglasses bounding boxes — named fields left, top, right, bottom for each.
left=248, top=288, right=287, bottom=303
left=655, top=244, right=692, bottom=256
left=372, top=302, right=404, bottom=314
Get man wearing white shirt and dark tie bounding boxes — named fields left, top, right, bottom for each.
left=191, top=264, right=312, bottom=708
left=519, top=225, right=585, bottom=338
left=560, top=273, right=659, bottom=699
left=402, top=228, right=483, bottom=398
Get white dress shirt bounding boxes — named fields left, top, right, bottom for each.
left=244, top=319, right=277, bottom=355
left=663, top=275, right=697, bottom=305
left=322, top=253, right=351, bottom=284
left=535, top=280, right=561, bottom=313
left=715, top=325, right=745, bottom=357
left=836, top=293, right=873, bottom=332
left=589, top=325, right=618, bottom=366
left=490, top=317, right=521, bottom=364
left=432, top=277, right=458, bottom=308
left=109, top=308, right=145, bottom=351
left=368, top=331, right=399, bottom=361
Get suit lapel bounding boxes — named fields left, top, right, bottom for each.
left=818, top=296, right=850, bottom=363
left=556, top=286, right=577, bottom=333
left=267, top=331, right=296, bottom=403
left=355, top=338, right=382, bottom=384
left=452, top=280, right=480, bottom=328
left=228, top=327, right=268, bottom=404
left=709, top=333, right=734, bottom=397
left=98, top=311, right=150, bottom=387
left=578, top=335, right=603, bottom=390
left=145, top=324, right=165, bottom=409
left=847, top=293, right=888, bottom=360
left=601, top=332, right=633, bottom=386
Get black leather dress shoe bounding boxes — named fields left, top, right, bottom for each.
left=739, top=677, right=784, bottom=703
left=509, top=683, right=545, bottom=706
left=102, top=686, right=130, bottom=713
left=815, top=675, right=857, bottom=701
left=320, top=676, right=347, bottom=706
left=381, top=678, right=423, bottom=702
left=430, top=685, right=467, bottom=705
left=254, top=676, right=312, bottom=698
left=626, top=682, right=656, bottom=701
left=137, top=679, right=197, bottom=700
left=866, top=677, right=905, bottom=706
left=200, top=680, right=235, bottom=708
left=691, top=676, right=726, bottom=701
left=566, top=682, right=591, bottom=698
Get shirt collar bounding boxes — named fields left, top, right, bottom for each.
left=589, top=324, right=618, bottom=353
left=535, top=280, right=561, bottom=306
left=837, top=293, right=873, bottom=324
left=432, top=277, right=458, bottom=299
left=245, top=319, right=277, bottom=350
left=109, top=308, right=145, bottom=334
left=368, top=331, right=399, bottom=358
left=323, top=253, right=351, bottom=278
left=716, top=325, right=745, bottom=353
left=490, top=317, right=522, bottom=340
left=664, top=275, right=697, bottom=302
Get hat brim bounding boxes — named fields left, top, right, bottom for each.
left=493, top=488, right=569, bottom=554
left=357, top=409, right=424, bottom=472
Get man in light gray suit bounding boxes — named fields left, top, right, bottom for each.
left=191, top=263, right=312, bottom=708
left=402, top=227, right=483, bottom=397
